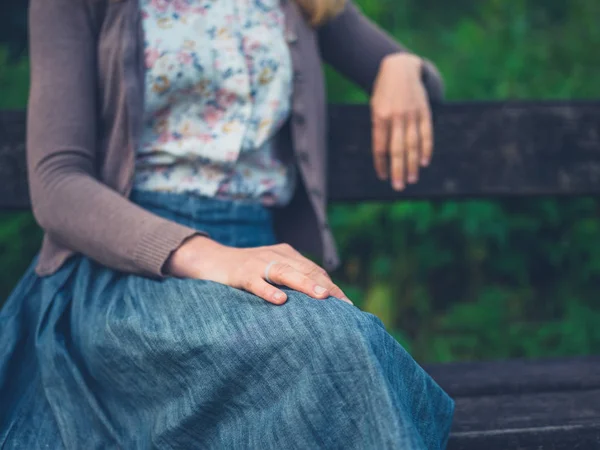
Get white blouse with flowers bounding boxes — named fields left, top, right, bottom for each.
left=134, top=0, right=295, bottom=206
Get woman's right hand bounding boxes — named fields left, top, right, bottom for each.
left=164, top=236, right=352, bottom=306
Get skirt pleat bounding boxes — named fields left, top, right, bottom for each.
left=0, top=190, right=453, bottom=449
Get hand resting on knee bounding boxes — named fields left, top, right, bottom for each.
left=164, top=236, right=352, bottom=306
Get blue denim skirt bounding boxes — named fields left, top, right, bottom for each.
left=0, top=190, right=454, bottom=449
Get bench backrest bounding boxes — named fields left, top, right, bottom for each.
left=1, top=101, right=600, bottom=209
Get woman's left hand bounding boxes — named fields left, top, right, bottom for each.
left=370, top=53, right=433, bottom=191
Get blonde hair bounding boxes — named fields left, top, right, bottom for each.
left=294, top=0, right=347, bottom=25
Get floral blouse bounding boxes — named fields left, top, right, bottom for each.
left=134, top=0, right=295, bottom=206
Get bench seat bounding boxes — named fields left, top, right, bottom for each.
left=426, top=357, right=600, bottom=449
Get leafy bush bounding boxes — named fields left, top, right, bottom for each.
left=329, top=0, right=600, bottom=362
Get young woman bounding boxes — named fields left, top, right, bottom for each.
left=0, top=0, right=454, bottom=448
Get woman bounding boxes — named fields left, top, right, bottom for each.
left=0, top=0, right=453, bottom=448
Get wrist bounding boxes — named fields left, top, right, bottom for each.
left=381, top=52, right=423, bottom=75
left=164, top=234, right=219, bottom=278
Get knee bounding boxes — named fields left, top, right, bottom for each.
left=272, top=294, right=388, bottom=366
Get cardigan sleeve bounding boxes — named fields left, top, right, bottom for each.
left=317, top=1, right=444, bottom=101
left=27, top=0, right=206, bottom=277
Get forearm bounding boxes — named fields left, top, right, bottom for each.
left=318, top=1, right=444, bottom=100
left=29, top=160, right=203, bottom=277
left=28, top=0, right=205, bottom=278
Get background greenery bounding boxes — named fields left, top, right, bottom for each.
left=1, top=0, right=600, bottom=364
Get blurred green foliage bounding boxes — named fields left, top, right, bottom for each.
left=1, top=0, right=600, bottom=363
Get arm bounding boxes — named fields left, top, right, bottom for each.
left=319, top=2, right=443, bottom=191
left=27, top=0, right=203, bottom=277
left=317, top=2, right=444, bottom=101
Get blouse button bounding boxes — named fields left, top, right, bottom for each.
left=294, top=114, right=306, bottom=126
left=285, top=30, right=298, bottom=44
left=310, top=188, right=323, bottom=199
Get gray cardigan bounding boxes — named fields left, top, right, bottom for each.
left=27, top=0, right=443, bottom=278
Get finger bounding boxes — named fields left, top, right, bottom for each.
left=292, top=262, right=350, bottom=303
left=304, top=267, right=350, bottom=303
left=270, top=246, right=353, bottom=304
left=267, top=263, right=330, bottom=300
left=420, top=106, right=434, bottom=167
left=276, top=254, right=331, bottom=283
left=389, top=116, right=405, bottom=191
left=244, top=276, right=288, bottom=305
left=405, top=112, right=420, bottom=184
left=371, top=114, right=390, bottom=180
left=272, top=246, right=331, bottom=280
left=271, top=244, right=334, bottom=284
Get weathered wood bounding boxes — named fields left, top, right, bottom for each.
left=423, top=356, right=600, bottom=449
left=2, top=101, right=600, bottom=208
left=0, top=110, right=28, bottom=209
left=328, top=101, right=600, bottom=202
left=448, top=389, right=600, bottom=450
left=425, top=355, right=600, bottom=398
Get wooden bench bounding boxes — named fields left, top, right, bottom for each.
left=2, top=104, right=600, bottom=449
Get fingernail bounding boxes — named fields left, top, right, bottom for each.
left=342, top=297, right=354, bottom=305
left=421, top=158, right=430, bottom=167
left=393, top=180, right=404, bottom=191
left=314, top=285, right=327, bottom=296
left=408, top=174, right=417, bottom=184
left=273, top=292, right=286, bottom=301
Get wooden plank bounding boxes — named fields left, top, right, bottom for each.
left=451, top=425, right=600, bottom=450
left=448, top=389, right=600, bottom=450
left=424, top=356, right=600, bottom=398
left=2, top=102, right=600, bottom=209
left=0, top=1, right=28, bottom=59
left=0, top=110, right=28, bottom=210
left=433, top=357, right=600, bottom=449
left=328, top=101, right=600, bottom=202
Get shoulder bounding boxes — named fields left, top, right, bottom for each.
left=29, top=0, right=106, bottom=38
